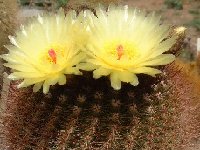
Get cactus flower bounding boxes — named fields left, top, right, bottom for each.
left=1, top=9, right=87, bottom=94
left=81, top=5, right=177, bottom=90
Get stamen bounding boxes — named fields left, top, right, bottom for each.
left=48, top=49, right=57, bottom=64
left=116, top=45, right=124, bottom=60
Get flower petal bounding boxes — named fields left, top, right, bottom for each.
left=9, top=72, right=45, bottom=79
left=93, top=67, right=111, bottom=79
left=148, top=36, right=177, bottom=59
left=138, top=54, right=175, bottom=66
left=43, top=81, right=50, bottom=94
left=110, top=72, right=121, bottom=90
left=118, top=71, right=139, bottom=85
left=58, top=74, right=66, bottom=85
left=33, top=82, right=43, bottom=92
left=69, top=52, right=86, bottom=65
left=77, top=63, right=97, bottom=71
left=17, top=78, right=45, bottom=88
left=43, top=75, right=62, bottom=93
left=131, top=67, right=162, bottom=77
left=4, top=63, right=38, bottom=73
left=65, top=67, right=82, bottom=75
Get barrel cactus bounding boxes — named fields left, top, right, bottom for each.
left=0, top=4, right=199, bottom=150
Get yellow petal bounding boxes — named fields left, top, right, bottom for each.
left=87, top=59, right=103, bottom=66
left=93, top=67, right=111, bottom=79
left=138, top=54, right=175, bottom=66
left=58, top=74, right=66, bottom=85
left=87, top=58, right=123, bottom=71
left=65, top=67, right=82, bottom=75
left=118, top=71, right=139, bottom=85
left=148, top=36, right=176, bottom=59
left=4, top=63, right=38, bottom=73
left=1, top=54, right=21, bottom=64
left=131, top=67, right=162, bottom=77
left=43, top=81, right=50, bottom=94
left=8, top=74, right=21, bottom=80
left=77, top=63, right=97, bottom=71
left=9, top=72, right=45, bottom=79
left=42, top=76, right=60, bottom=94
left=18, top=78, right=45, bottom=88
left=33, top=82, right=43, bottom=92
left=69, top=52, right=86, bottom=66
left=110, top=72, right=121, bottom=90
left=46, top=76, right=59, bottom=86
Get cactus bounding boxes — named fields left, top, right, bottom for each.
left=1, top=6, right=200, bottom=150
left=1, top=57, right=200, bottom=149
left=1, top=39, right=200, bottom=149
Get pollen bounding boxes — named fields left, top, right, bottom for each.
left=48, top=49, right=57, bottom=64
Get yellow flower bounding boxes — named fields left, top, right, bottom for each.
left=1, top=9, right=87, bottom=94
left=81, top=5, right=177, bottom=90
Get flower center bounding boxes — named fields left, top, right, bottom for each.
left=39, top=44, right=66, bottom=66
left=48, top=49, right=57, bottom=64
left=116, top=45, right=124, bottom=60
left=104, top=41, right=140, bottom=61
left=37, top=44, right=69, bottom=73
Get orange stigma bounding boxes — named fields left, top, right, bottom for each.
left=48, top=49, right=57, bottom=64
left=116, top=45, right=124, bottom=60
